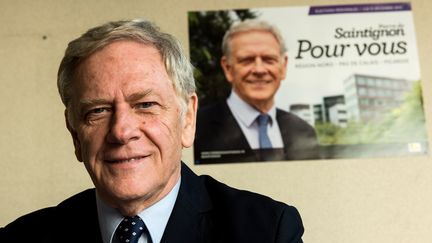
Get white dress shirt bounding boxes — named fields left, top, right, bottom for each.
left=226, top=91, right=284, bottom=149
left=97, top=178, right=181, bottom=243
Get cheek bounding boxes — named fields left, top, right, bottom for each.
left=274, top=65, right=286, bottom=78
left=78, top=126, right=107, bottom=161
left=143, top=119, right=183, bottom=176
left=142, top=115, right=183, bottom=151
left=237, top=66, right=251, bottom=78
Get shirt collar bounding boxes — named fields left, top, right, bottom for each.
left=227, top=90, right=277, bottom=127
left=97, top=177, right=181, bottom=243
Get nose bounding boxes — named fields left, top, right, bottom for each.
left=106, top=108, right=141, bottom=144
left=251, top=58, right=266, bottom=75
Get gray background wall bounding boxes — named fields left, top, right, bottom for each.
left=0, top=0, right=431, bottom=242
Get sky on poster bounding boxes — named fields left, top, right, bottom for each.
left=248, top=4, right=421, bottom=110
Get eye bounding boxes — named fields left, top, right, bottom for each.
left=263, top=56, right=278, bottom=64
left=136, top=102, right=158, bottom=109
left=239, top=57, right=255, bottom=64
left=84, top=107, right=111, bottom=122
left=91, top=107, right=109, bottom=114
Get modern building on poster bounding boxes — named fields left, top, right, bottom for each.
left=289, top=101, right=347, bottom=127
left=343, top=74, right=412, bottom=122
left=289, top=104, right=315, bottom=126
left=328, top=103, right=348, bottom=127
left=310, top=95, right=346, bottom=127
left=288, top=74, right=412, bottom=127
left=323, top=95, right=345, bottom=122
left=313, top=104, right=324, bottom=123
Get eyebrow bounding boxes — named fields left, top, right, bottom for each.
left=78, top=89, right=153, bottom=108
left=126, top=89, right=153, bottom=103
left=78, top=98, right=111, bottom=108
left=236, top=53, right=280, bottom=60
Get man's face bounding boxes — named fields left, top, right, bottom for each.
left=66, top=41, right=197, bottom=212
left=221, top=30, right=287, bottom=111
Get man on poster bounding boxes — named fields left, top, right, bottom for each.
left=195, top=19, right=320, bottom=164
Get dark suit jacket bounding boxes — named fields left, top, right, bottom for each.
left=194, top=101, right=320, bottom=164
left=0, top=163, right=304, bottom=243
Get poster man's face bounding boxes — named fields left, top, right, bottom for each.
left=221, top=30, right=287, bottom=112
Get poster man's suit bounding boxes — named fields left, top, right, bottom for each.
left=195, top=101, right=320, bottom=163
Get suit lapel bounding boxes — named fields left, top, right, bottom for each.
left=215, top=102, right=251, bottom=150
left=276, top=109, right=294, bottom=152
left=58, top=189, right=103, bottom=243
left=161, top=163, right=213, bottom=243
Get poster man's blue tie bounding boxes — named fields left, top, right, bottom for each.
left=257, top=113, right=272, bottom=149
left=116, top=216, right=152, bottom=243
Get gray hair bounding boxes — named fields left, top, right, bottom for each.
left=57, top=19, right=195, bottom=118
left=221, top=19, right=287, bottom=58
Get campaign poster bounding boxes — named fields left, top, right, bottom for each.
left=189, top=2, right=428, bottom=164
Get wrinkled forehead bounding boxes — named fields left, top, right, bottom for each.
left=228, top=30, right=283, bottom=56
left=229, top=29, right=278, bottom=41
left=70, top=41, right=175, bottom=102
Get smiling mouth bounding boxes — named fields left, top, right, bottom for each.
left=105, top=156, right=148, bottom=164
left=245, top=79, right=271, bottom=84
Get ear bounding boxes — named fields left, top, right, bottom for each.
left=281, top=54, right=288, bottom=80
left=65, top=110, right=83, bottom=162
left=220, top=56, right=234, bottom=83
left=181, top=93, right=198, bottom=148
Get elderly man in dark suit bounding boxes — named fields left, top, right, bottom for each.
left=194, top=20, right=320, bottom=164
left=0, top=19, right=304, bottom=243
